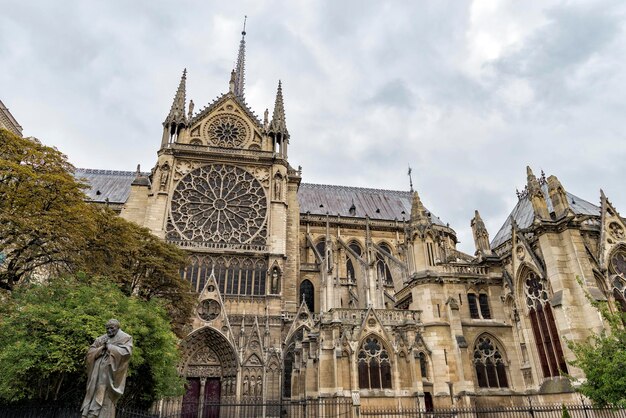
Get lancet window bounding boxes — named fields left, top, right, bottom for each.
left=524, top=271, right=568, bottom=377
left=376, top=243, right=394, bottom=286
left=346, top=241, right=362, bottom=281
left=610, top=249, right=626, bottom=312
left=299, top=280, right=314, bottom=312
left=358, top=336, right=392, bottom=390
left=417, top=352, right=429, bottom=380
left=473, top=335, right=508, bottom=388
left=182, top=255, right=267, bottom=296
left=468, top=292, right=491, bottom=319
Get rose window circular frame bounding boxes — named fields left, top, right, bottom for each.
left=205, top=115, right=248, bottom=148
left=170, top=164, right=267, bottom=244
left=198, top=299, right=221, bottom=321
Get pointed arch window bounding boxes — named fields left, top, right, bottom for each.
left=358, top=336, right=392, bottom=389
left=346, top=241, right=362, bottom=281
left=524, top=271, right=568, bottom=377
left=182, top=255, right=266, bottom=296
left=299, top=280, right=314, bottom=312
left=473, top=335, right=508, bottom=388
left=417, top=352, right=429, bottom=380
left=376, top=243, right=394, bottom=286
left=610, top=249, right=626, bottom=312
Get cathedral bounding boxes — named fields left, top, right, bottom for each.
left=75, top=29, right=626, bottom=411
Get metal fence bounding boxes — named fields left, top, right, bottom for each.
left=361, top=403, right=626, bottom=418
left=2, top=401, right=626, bottom=418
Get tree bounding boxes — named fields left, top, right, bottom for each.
left=0, top=129, right=93, bottom=290
left=77, top=207, right=194, bottom=336
left=0, top=128, right=193, bottom=334
left=568, top=289, right=626, bottom=407
left=0, top=274, right=185, bottom=406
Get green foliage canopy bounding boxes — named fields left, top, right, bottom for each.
left=568, top=292, right=626, bottom=407
left=0, top=128, right=193, bottom=334
left=0, top=274, right=185, bottom=406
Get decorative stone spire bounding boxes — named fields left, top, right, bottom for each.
left=410, top=191, right=430, bottom=228
left=163, top=69, right=187, bottom=126
left=471, top=210, right=491, bottom=255
left=232, top=17, right=247, bottom=99
left=268, top=80, right=289, bottom=137
left=526, top=166, right=549, bottom=220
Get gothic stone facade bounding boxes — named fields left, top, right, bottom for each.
left=77, top=36, right=626, bottom=411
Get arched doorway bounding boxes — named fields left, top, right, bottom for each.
left=179, top=327, right=238, bottom=417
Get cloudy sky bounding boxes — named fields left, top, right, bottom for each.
left=2, top=1, right=625, bottom=253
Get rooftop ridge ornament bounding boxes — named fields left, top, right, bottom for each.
left=232, top=16, right=247, bottom=99
left=407, top=165, right=414, bottom=192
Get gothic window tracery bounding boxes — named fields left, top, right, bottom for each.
left=473, top=335, right=508, bottom=388
left=358, top=336, right=392, bottom=390
left=182, top=255, right=267, bottom=296
left=169, top=164, right=267, bottom=245
left=205, top=115, right=248, bottom=148
left=612, top=277, right=626, bottom=312
left=524, top=271, right=568, bottom=377
left=376, top=243, right=394, bottom=286
left=610, top=249, right=626, bottom=312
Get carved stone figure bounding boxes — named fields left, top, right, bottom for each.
left=271, top=268, right=281, bottom=294
left=159, top=163, right=170, bottom=191
left=81, top=319, right=133, bottom=418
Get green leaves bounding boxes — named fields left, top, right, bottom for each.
left=568, top=284, right=626, bottom=408
left=0, top=129, right=192, bottom=406
left=0, top=275, right=184, bottom=405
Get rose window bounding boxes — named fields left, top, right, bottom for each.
left=206, top=115, right=247, bottom=148
left=198, top=299, right=221, bottom=321
left=170, top=164, right=267, bottom=244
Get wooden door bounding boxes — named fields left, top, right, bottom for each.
left=203, top=378, right=221, bottom=418
left=181, top=378, right=200, bottom=418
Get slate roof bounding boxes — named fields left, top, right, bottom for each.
left=490, top=185, right=600, bottom=249
left=297, top=183, right=446, bottom=225
left=75, top=168, right=147, bottom=204
left=73, top=169, right=448, bottom=225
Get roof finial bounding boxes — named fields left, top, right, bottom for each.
left=407, top=165, right=414, bottom=192
left=268, top=80, right=288, bottom=137
left=164, top=68, right=187, bottom=126
left=233, top=17, right=247, bottom=98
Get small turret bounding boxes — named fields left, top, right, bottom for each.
left=161, top=69, right=187, bottom=148
left=471, top=210, right=492, bottom=256
left=526, top=166, right=549, bottom=220
left=547, top=175, right=569, bottom=218
left=268, top=80, right=289, bottom=157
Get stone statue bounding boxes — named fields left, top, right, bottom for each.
left=81, top=319, right=133, bottom=418
left=271, top=268, right=280, bottom=294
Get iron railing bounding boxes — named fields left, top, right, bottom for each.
left=2, top=400, right=626, bottom=418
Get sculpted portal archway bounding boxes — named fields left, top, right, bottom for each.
left=179, top=326, right=239, bottom=410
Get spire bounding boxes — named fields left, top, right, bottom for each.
left=233, top=16, right=247, bottom=99
left=410, top=191, right=429, bottom=227
left=268, top=80, right=289, bottom=137
left=164, top=69, right=187, bottom=126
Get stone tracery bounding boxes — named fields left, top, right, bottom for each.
left=170, top=164, right=267, bottom=244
